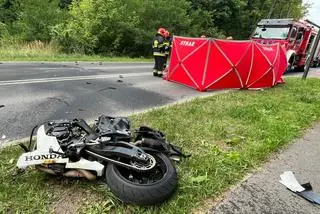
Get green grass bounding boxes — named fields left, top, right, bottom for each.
left=0, top=41, right=151, bottom=62
left=1, top=78, right=320, bottom=213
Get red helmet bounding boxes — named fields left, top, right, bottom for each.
left=158, top=27, right=166, bottom=36
left=164, top=30, right=170, bottom=38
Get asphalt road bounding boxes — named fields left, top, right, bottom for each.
left=0, top=62, right=318, bottom=145
left=0, top=62, right=204, bottom=144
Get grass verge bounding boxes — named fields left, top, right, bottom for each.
left=1, top=78, right=320, bottom=213
left=0, top=41, right=151, bottom=62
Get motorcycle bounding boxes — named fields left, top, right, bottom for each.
left=16, top=115, right=186, bottom=205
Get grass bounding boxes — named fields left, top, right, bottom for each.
left=1, top=78, right=320, bottom=213
left=0, top=41, right=151, bottom=62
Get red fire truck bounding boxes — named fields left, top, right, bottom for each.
left=251, top=18, right=318, bottom=72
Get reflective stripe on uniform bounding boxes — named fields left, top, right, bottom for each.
left=153, top=52, right=166, bottom=56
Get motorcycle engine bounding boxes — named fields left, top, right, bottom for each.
left=45, top=120, right=73, bottom=146
left=45, top=120, right=84, bottom=161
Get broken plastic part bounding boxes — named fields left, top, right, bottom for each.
left=279, top=171, right=305, bottom=192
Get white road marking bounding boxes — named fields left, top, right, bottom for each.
left=36, top=65, right=153, bottom=70
left=0, top=72, right=151, bottom=86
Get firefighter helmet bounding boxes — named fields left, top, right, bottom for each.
left=158, top=28, right=166, bottom=36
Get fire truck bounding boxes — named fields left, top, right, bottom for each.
left=251, top=18, right=318, bottom=72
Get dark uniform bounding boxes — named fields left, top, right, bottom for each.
left=152, top=29, right=166, bottom=77
left=163, top=35, right=172, bottom=70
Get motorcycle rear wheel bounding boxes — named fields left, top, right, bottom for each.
left=105, top=152, right=177, bottom=205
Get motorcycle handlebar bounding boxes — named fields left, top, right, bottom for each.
left=72, top=119, right=99, bottom=144
left=73, top=119, right=95, bottom=134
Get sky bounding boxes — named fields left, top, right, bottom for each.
left=304, top=0, right=320, bottom=25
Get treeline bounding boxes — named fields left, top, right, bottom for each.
left=0, top=0, right=308, bottom=57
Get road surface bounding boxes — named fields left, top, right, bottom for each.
left=0, top=62, right=204, bottom=144
left=1, top=62, right=318, bottom=145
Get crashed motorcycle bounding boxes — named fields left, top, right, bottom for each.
left=17, top=115, right=185, bottom=205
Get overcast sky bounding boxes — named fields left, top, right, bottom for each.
left=304, top=0, right=320, bottom=25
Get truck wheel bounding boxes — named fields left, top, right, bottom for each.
left=105, top=152, right=177, bottom=205
left=285, top=56, right=295, bottom=73
left=295, top=65, right=305, bottom=72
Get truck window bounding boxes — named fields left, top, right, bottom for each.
left=296, top=28, right=304, bottom=42
left=290, top=27, right=297, bottom=40
left=252, top=26, right=290, bottom=39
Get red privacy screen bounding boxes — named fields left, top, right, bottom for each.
left=166, top=36, right=287, bottom=91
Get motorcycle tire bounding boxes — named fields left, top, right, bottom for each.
left=105, top=152, right=177, bottom=205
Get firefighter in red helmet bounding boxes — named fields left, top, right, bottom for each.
left=152, top=27, right=166, bottom=77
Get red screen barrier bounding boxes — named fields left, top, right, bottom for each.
left=166, top=36, right=287, bottom=91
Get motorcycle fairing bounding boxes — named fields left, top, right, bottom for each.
left=17, top=125, right=104, bottom=176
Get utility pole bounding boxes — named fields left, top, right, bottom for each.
left=302, top=19, right=320, bottom=79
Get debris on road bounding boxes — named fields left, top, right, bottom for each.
left=298, top=183, right=320, bottom=205
left=86, top=82, right=92, bottom=84
left=279, top=171, right=320, bottom=205
left=1, top=135, right=6, bottom=140
left=0, top=104, right=4, bottom=108
left=279, top=171, right=305, bottom=192
left=117, top=79, right=123, bottom=83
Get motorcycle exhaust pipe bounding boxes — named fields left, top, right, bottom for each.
left=36, top=166, right=96, bottom=180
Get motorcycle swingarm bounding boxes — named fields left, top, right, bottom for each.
left=85, top=142, right=154, bottom=171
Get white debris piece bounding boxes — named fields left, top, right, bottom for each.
left=1, top=135, right=6, bottom=139
left=279, top=171, right=305, bottom=192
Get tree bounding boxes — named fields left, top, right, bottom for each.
left=0, top=0, right=20, bottom=24
left=53, top=0, right=223, bottom=56
left=16, top=0, right=69, bottom=41
left=189, top=0, right=309, bottom=39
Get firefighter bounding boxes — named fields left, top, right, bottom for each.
left=152, top=28, right=166, bottom=77
left=163, top=30, right=172, bottom=71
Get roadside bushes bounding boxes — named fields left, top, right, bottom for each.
left=52, top=0, right=223, bottom=56
left=0, top=0, right=69, bottom=41
left=1, top=0, right=307, bottom=57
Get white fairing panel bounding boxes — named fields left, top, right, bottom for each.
left=16, top=125, right=66, bottom=169
left=66, top=158, right=104, bottom=176
left=16, top=151, right=69, bottom=169
left=16, top=125, right=105, bottom=176
left=36, top=125, right=61, bottom=151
